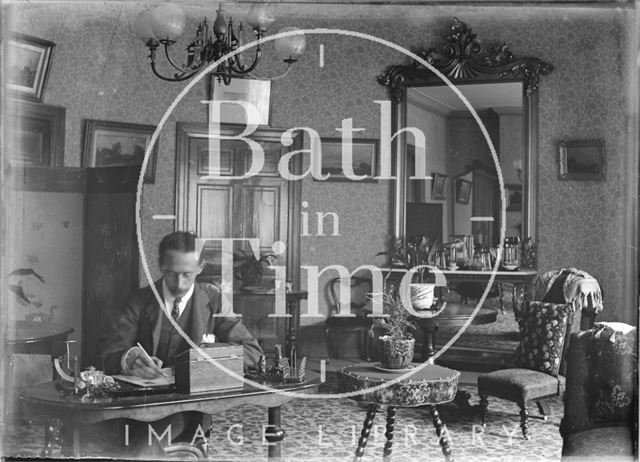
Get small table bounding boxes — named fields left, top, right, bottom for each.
left=437, top=269, right=538, bottom=314
left=20, top=375, right=319, bottom=459
left=7, top=321, right=74, bottom=356
left=338, top=364, right=459, bottom=461
left=415, top=303, right=498, bottom=361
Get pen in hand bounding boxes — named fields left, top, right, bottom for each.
left=135, top=342, right=168, bottom=379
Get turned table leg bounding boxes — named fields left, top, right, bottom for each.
left=383, top=406, right=396, bottom=461
left=430, top=405, right=453, bottom=462
left=354, top=405, right=378, bottom=462
left=265, top=406, right=285, bottom=459
left=420, top=324, right=438, bottom=361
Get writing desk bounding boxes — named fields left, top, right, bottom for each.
left=20, top=374, right=319, bottom=459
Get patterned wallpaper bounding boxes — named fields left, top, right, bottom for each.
left=7, top=3, right=635, bottom=323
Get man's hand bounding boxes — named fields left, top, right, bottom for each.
left=124, top=347, right=164, bottom=379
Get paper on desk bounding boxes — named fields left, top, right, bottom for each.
left=113, top=368, right=174, bottom=387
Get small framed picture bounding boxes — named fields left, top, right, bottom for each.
left=316, top=138, right=378, bottom=182
left=5, top=99, right=65, bottom=167
left=558, top=139, right=605, bottom=180
left=208, top=77, right=271, bottom=126
left=6, top=33, right=55, bottom=102
left=82, top=120, right=158, bottom=183
left=505, top=184, right=522, bottom=211
left=431, top=173, right=448, bottom=200
left=455, top=179, right=472, bottom=204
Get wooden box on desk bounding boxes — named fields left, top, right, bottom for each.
left=175, top=343, right=244, bottom=394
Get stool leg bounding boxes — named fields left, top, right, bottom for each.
left=536, top=400, right=549, bottom=421
left=519, top=401, right=530, bottom=440
left=430, top=405, right=453, bottom=462
left=479, top=395, right=488, bottom=428
left=354, top=405, right=378, bottom=462
left=383, top=406, right=396, bottom=461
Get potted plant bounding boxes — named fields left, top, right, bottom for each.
left=370, top=288, right=417, bottom=369
left=376, top=236, right=437, bottom=311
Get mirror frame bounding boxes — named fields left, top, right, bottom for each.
left=378, top=18, right=553, bottom=254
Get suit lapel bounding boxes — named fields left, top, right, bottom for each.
left=143, top=280, right=164, bottom=355
left=189, top=283, right=211, bottom=345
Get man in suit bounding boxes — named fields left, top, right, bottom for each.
left=100, top=231, right=262, bottom=377
left=98, top=231, right=262, bottom=455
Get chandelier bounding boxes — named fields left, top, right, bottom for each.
left=134, top=3, right=306, bottom=85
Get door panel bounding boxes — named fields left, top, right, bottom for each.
left=196, top=185, right=233, bottom=238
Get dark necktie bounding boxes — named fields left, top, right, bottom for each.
left=171, top=297, right=182, bottom=320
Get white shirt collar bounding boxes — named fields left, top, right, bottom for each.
left=162, top=279, right=195, bottom=319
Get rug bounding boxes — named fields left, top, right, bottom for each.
left=5, top=382, right=563, bottom=461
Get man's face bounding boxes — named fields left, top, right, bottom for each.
left=160, top=250, right=202, bottom=298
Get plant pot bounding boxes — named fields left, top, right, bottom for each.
left=378, top=336, right=415, bottom=369
left=410, top=283, right=435, bottom=311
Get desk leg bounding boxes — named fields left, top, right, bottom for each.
left=285, top=299, right=298, bottom=358
left=421, top=325, right=438, bottom=361
left=42, top=418, right=63, bottom=458
left=265, top=406, right=285, bottom=459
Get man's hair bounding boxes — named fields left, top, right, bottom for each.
left=158, top=231, right=197, bottom=265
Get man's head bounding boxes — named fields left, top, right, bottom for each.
left=158, top=232, right=203, bottom=297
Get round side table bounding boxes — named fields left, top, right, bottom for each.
left=338, top=363, right=460, bottom=462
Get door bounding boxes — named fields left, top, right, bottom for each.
left=175, top=123, right=302, bottom=352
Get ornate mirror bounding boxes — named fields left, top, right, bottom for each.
left=378, top=18, right=553, bottom=261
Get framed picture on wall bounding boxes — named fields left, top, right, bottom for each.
left=316, top=138, right=378, bottom=182
left=431, top=173, right=448, bottom=200
left=5, top=99, right=65, bottom=167
left=82, top=120, right=158, bottom=183
left=208, top=76, right=271, bottom=126
left=455, top=179, right=472, bottom=204
left=6, top=33, right=55, bottom=102
left=558, top=139, right=605, bottom=180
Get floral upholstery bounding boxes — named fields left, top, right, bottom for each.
left=561, top=323, right=637, bottom=459
left=514, top=301, right=574, bottom=377
left=338, top=364, right=459, bottom=407
left=590, top=323, right=636, bottom=425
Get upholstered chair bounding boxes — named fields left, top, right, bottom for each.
left=477, top=301, right=576, bottom=439
left=325, top=276, right=373, bottom=361
left=560, top=323, right=637, bottom=460
left=477, top=267, right=604, bottom=440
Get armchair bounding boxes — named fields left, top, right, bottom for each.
left=560, top=322, right=637, bottom=460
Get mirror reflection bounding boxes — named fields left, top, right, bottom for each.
left=405, top=82, right=524, bottom=254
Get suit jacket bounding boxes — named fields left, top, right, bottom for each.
left=99, top=280, right=263, bottom=374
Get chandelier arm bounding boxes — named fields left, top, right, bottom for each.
left=229, top=46, right=263, bottom=74
left=246, top=62, right=293, bottom=81
left=163, top=43, right=202, bottom=74
left=149, top=60, right=201, bottom=82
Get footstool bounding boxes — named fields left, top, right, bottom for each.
left=338, top=363, right=460, bottom=461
